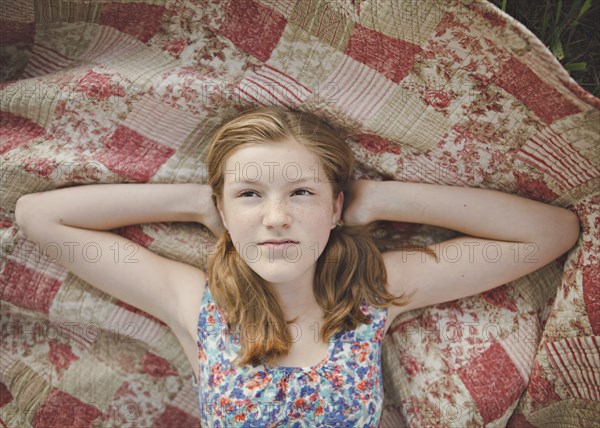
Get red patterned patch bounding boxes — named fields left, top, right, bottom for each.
left=32, top=388, right=102, bottom=427
left=513, top=170, right=558, bottom=202
left=506, top=413, right=537, bottom=427
left=526, top=361, right=561, bottom=409
left=218, top=0, right=287, bottom=62
left=355, top=133, right=401, bottom=155
left=141, top=351, right=178, bottom=377
left=583, top=262, right=600, bottom=335
left=153, top=404, right=202, bottom=428
left=480, top=286, right=518, bottom=312
left=99, top=3, right=164, bottom=43
left=96, top=125, right=175, bottom=182
left=113, top=300, right=166, bottom=326
left=0, top=260, right=62, bottom=314
left=74, top=70, right=127, bottom=100
left=0, top=111, right=47, bottom=155
left=0, top=21, right=35, bottom=44
left=115, top=225, right=155, bottom=247
left=458, top=342, right=526, bottom=424
left=345, top=24, right=421, bottom=84
left=0, top=382, right=13, bottom=407
left=466, top=2, right=507, bottom=28
left=494, top=57, right=581, bottom=124
left=48, top=340, right=80, bottom=372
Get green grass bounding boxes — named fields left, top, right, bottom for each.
left=489, top=0, right=599, bottom=98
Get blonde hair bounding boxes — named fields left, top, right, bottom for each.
left=204, top=106, right=436, bottom=367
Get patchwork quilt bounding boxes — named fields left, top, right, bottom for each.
left=1, top=0, right=598, bottom=426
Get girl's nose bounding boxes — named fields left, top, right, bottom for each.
left=262, top=199, right=291, bottom=228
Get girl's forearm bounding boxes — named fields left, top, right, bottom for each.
left=368, top=181, right=580, bottom=245
left=16, top=183, right=211, bottom=230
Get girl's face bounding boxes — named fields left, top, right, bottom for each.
left=216, top=138, right=344, bottom=286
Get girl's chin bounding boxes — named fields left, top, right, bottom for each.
left=247, top=263, right=311, bottom=284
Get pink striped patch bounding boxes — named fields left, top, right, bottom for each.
left=21, top=44, right=74, bottom=79
left=499, top=321, right=539, bottom=382
left=102, top=304, right=165, bottom=346
left=322, top=55, right=396, bottom=123
left=233, top=65, right=312, bottom=107
left=80, top=25, right=147, bottom=63
left=122, top=94, right=203, bottom=150
left=515, top=126, right=599, bottom=191
left=172, top=376, right=201, bottom=415
left=545, top=336, right=600, bottom=401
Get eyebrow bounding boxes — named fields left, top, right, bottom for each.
left=228, top=177, right=318, bottom=186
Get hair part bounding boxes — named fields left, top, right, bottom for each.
left=204, top=106, right=436, bottom=367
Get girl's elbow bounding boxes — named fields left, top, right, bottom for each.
left=559, top=210, right=581, bottom=252
left=15, top=193, right=42, bottom=234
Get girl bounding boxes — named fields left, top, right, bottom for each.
left=14, top=106, right=580, bottom=426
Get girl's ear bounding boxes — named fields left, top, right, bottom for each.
left=216, top=198, right=228, bottom=230
left=333, top=190, right=344, bottom=223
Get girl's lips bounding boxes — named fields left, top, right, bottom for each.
left=259, top=242, right=298, bottom=247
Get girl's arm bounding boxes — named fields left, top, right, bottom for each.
left=344, top=180, right=580, bottom=311
left=17, top=183, right=224, bottom=236
left=14, top=183, right=220, bottom=335
left=360, top=180, right=579, bottom=247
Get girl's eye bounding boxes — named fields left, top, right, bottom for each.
left=237, top=189, right=313, bottom=198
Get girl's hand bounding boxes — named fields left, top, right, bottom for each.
left=196, top=185, right=226, bottom=237
left=341, top=179, right=376, bottom=227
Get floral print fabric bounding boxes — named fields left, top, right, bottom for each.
left=192, top=279, right=387, bottom=427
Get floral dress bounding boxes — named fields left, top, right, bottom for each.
left=191, top=279, right=387, bottom=427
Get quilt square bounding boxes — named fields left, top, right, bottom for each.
left=359, top=0, right=445, bottom=45
left=97, top=125, right=175, bottom=182
left=256, top=0, right=297, bottom=19
left=122, top=93, right=203, bottom=150
left=493, top=57, right=582, bottom=125
left=364, top=85, right=450, bottom=151
left=33, top=388, right=102, bottom=427
left=458, top=342, right=526, bottom=424
left=345, top=24, right=422, bottom=84
left=1, top=21, right=35, bottom=44
left=0, top=111, right=47, bottom=155
left=34, top=0, right=102, bottom=26
left=99, top=3, right=164, bottom=44
left=545, top=336, right=600, bottom=401
left=20, top=43, right=75, bottom=80
left=288, top=0, right=354, bottom=51
left=267, top=24, right=346, bottom=89
left=319, top=55, right=397, bottom=123
left=515, top=126, right=600, bottom=192
left=79, top=25, right=147, bottom=63
left=218, top=0, right=287, bottom=62
left=233, top=64, right=313, bottom=108
left=1, top=260, right=62, bottom=315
